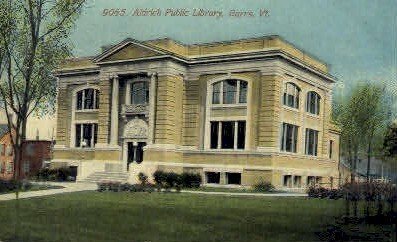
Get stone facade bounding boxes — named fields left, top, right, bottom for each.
left=52, top=35, right=340, bottom=190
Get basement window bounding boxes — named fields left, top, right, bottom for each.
left=226, top=173, right=241, bottom=185
left=307, top=176, right=316, bottom=187
left=283, top=175, right=292, bottom=187
left=293, top=176, right=302, bottom=188
left=205, top=172, right=220, bottom=184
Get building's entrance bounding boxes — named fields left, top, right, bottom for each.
left=127, top=142, right=146, bottom=170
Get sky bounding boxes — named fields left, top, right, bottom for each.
left=70, top=0, right=397, bottom=95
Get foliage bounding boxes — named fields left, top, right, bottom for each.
left=35, top=167, right=73, bottom=182
left=97, top=182, right=155, bottom=193
left=164, top=172, right=181, bottom=191
left=307, top=186, right=343, bottom=200
left=0, top=0, right=86, bottom=183
left=253, top=180, right=275, bottom=192
left=333, top=82, right=393, bottom=181
left=153, top=170, right=202, bottom=191
left=137, top=172, right=148, bottom=185
left=383, top=122, right=397, bottom=157
left=0, top=179, right=32, bottom=193
left=153, top=170, right=166, bottom=190
left=180, top=172, right=201, bottom=188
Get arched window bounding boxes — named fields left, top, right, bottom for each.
left=283, top=82, right=300, bottom=109
left=76, top=88, right=99, bottom=110
left=131, top=81, right=149, bottom=104
left=212, top=79, right=248, bottom=104
left=306, top=91, right=321, bottom=115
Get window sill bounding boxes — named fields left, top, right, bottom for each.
left=306, top=112, right=320, bottom=118
left=211, top=104, right=247, bottom=108
left=304, top=154, right=318, bottom=157
left=280, top=150, right=298, bottom=154
left=208, top=148, right=246, bottom=151
left=75, top=109, right=99, bottom=113
left=71, top=147, right=96, bottom=151
left=282, top=105, right=300, bottom=112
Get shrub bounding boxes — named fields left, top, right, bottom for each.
left=120, top=183, right=131, bottom=192
left=164, top=172, right=180, bottom=190
left=253, top=180, right=275, bottom=192
left=328, top=189, right=343, bottom=200
left=97, top=182, right=110, bottom=192
left=35, top=167, right=73, bottom=182
left=181, top=173, right=201, bottom=188
left=97, top=182, right=156, bottom=193
left=138, top=172, right=148, bottom=185
left=307, top=186, right=319, bottom=198
left=109, top=182, right=121, bottom=192
left=0, top=180, right=31, bottom=193
left=307, top=186, right=343, bottom=200
left=153, top=170, right=166, bottom=189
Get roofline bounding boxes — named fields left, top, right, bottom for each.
left=56, top=49, right=336, bottom=82
left=143, top=35, right=329, bottom=68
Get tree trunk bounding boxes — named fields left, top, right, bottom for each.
left=366, top=140, right=371, bottom=182
left=353, top=148, right=358, bottom=218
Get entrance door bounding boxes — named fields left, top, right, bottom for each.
left=127, top=142, right=147, bottom=166
left=127, top=142, right=134, bottom=168
left=135, top=142, right=146, bottom=164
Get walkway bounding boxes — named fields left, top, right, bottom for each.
left=0, top=182, right=97, bottom=201
left=181, top=190, right=307, bottom=197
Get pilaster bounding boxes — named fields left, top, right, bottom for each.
left=110, top=74, right=119, bottom=146
left=97, top=74, right=111, bottom=146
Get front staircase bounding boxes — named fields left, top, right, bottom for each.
left=82, top=171, right=129, bottom=183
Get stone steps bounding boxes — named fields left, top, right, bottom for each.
left=82, top=171, right=129, bottom=183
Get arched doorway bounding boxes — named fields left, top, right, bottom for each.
left=123, top=118, right=148, bottom=171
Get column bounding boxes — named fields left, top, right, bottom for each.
left=110, top=75, right=119, bottom=146
left=148, top=72, right=157, bottom=145
left=125, top=81, right=131, bottom=105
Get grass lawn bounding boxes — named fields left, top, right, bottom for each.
left=0, top=192, right=350, bottom=242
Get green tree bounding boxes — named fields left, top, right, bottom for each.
left=384, top=122, right=397, bottom=157
left=334, top=82, right=393, bottom=217
left=0, top=0, right=85, bottom=188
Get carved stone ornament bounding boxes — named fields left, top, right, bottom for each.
left=123, top=118, right=148, bottom=138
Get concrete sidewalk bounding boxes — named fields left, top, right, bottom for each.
left=0, top=182, right=97, bottom=201
left=181, top=190, right=307, bottom=197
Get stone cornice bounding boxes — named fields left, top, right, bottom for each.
left=58, top=49, right=335, bottom=83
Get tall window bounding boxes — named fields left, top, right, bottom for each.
left=131, top=82, right=149, bottom=104
left=283, top=82, right=300, bottom=109
left=329, top=140, right=333, bottom=159
left=281, top=123, right=298, bottom=152
left=75, top=123, right=98, bottom=148
left=212, top=82, right=221, bottom=104
left=211, top=79, right=248, bottom=105
left=306, top=91, right=321, bottom=115
left=223, top=80, right=237, bottom=104
left=305, top=128, right=319, bottom=156
left=239, top=81, right=248, bottom=103
left=76, top=89, right=99, bottom=110
left=210, top=121, right=246, bottom=150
